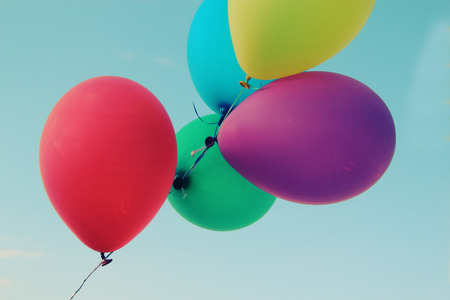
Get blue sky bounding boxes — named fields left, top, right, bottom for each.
left=0, top=1, right=449, bottom=299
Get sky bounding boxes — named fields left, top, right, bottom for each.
left=0, top=1, right=449, bottom=299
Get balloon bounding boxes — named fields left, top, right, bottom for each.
left=228, top=0, right=376, bottom=79
left=39, top=76, right=177, bottom=252
left=218, top=71, right=395, bottom=205
left=188, top=0, right=271, bottom=114
left=168, top=115, right=275, bottom=231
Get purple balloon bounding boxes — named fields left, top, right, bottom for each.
left=218, top=71, right=395, bottom=205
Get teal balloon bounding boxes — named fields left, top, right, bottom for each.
left=187, top=0, right=271, bottom=114
left=168, top=115, right=276, bottom=231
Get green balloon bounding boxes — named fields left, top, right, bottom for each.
left=168, top=115, right=276, bottom=231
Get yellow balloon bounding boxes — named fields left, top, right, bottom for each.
left=228, top=0, right=376, bottom=80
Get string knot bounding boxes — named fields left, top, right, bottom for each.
left=173, top=176, right=184, bottom=190
left=100, top=252, right=113, bottom=267
left=239, top=75, right=252, bottom=89
left=205, top=136, right=215, bottom=148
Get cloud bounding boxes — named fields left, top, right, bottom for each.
left=153, top=55, right=176, bottom=68
left=0, top=249, right=41, bottom=259
left=0, top=278, right=12, bottom=288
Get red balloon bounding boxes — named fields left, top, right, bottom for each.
left=40, top=76, right=177, bottom=252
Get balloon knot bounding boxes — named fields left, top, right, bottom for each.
left=205, top=136, right=216, bottom=148
left=173, top=176, right=184, bottom=190
left=100, top=252, right=113, bottom=267
left=239, top=81, right=250, bottom=89
left=191, top=136, right=216, bottom=157
left=239, top=75, right=252, bottom=89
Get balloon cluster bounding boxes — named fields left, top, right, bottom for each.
left=39, top=0, right=395, bottom=255
left=176, top=0, right=395, bottom=225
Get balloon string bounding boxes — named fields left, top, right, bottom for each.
left=192, top=101, right=218, bottom=125
left=212, top=85, right=246, bottom=139
left=222, top=86, right=245, bottom=125
left=181, top=85, right=244, bottom=179
left=186, top=85, right=246, bottom=176
left=168, top=81, right=248, bottom=197
left=214, top=76, right=253, bottom=136
left=213, top=114, right=226, bottom=138
left=69, top=252, right=114, bottom=300
left=183, top=147, right=209, bottom=181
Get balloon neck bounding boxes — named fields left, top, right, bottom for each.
left=239, top=75, right=260, bottom=90
left=173, top=176, right=184, bottom=190
left=219, top=107, right=228, bottom=115
left=239, top=75, right=252, bottom=89
left=100, top=252, right=113, bottom=267
left=205, top=136, right=215, bottom=148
